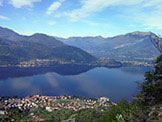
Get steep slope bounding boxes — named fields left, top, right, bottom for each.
left=0, top=27, right=63, bottom=47
left=27, top=33, right=63, bottom=47
left=0, top=27, right=121, bottom=68
left=62, top=36, right=106, bottom=51
left=98, top=31, right=160, bottom=61
left=0, top=27, right=26, bottom=41
left=62, top=31, right=160, bottom=62
left=0, top=38, right=97, bottom=66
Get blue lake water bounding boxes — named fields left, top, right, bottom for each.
left=0, top=66, right=152, bottom=102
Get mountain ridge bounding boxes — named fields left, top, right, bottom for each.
left=0, top=27, right=63, bottom=47
left=59, top=31, right=159, bottom=62
left=0, top=26, right=121, bottom=68
left=0, top=26, right=158, bottom=65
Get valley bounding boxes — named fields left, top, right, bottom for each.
left=59, top=31, right=160, bottom=64
left=0, top=27, right=121, bottom=69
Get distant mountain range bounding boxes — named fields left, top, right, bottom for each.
left=0, top=27, right=121, bottom=68
left=0, top=27, right=63, bottom=46
left=58, top=31, right=160, bottom=62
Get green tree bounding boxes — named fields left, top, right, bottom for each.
left=137, top=55, right=162, bottom=106
left=98, top=35, right=162, bottom=122
left=137, top=35, right=162, bottom=106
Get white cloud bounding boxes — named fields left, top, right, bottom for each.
left=64, top=0, right=144, bottom=22
left=9, top=0, right=41, bottom=8
left=46, top=2, right=61, bottom=15
left=46, top=0, right=65, bottom=15
left=47, top=21, right=56, bottom=26
left=132, top=0, right=162, bottom=30
left=59, top=0, right=162, bottom=30
left=0, top=15, right=10, bottom=20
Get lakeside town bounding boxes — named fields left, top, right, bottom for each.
left=0, top=57, right=122, bottom=68
left=0, top=95, right=116, bottom=121
left=0, top=57, right=153, bottom=69
left=120, top=60, right=153, bottom=66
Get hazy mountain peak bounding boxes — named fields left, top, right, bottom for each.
left=31, top=33, right=51, bottom=37
left=0, top=26, right=14, bottom=32
left=95, top=36, right=104, bottom=39
left=30, top=33, right=61, bottom=42
left=128, top=31, right=154, bottom=36
left=28, top=33, right=63, bottom=46
left=0, top=26, right=26, bottom=41
left=0, top=26, right=63, bottom=46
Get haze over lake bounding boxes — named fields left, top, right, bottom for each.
left=0, top=66, right=152, bottom=102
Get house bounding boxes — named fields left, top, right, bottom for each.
left=45, top=107, right=52, bottom=112
left=98, top=97, right=109, bottom=103
left=0, top=110, right=6, bottom=115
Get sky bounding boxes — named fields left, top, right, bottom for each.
left=0, top=0, right=162, bottom=38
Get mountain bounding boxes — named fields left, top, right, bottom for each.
left=0, top=27, right=63, bottom=47
left=0, top=26, right=26, bottom=41
left=0, top=27, right=121, bottom=68
left=57, top=36, right=107, bottom=51
left=27, top=33, right=63, bottom=47
left=0, top=38, right=96, bottom=66
left=61, top=31, right=160, bottom=62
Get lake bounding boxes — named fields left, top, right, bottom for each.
left=0, top=66, right=152, bottom=102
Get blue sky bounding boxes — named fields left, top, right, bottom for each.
left=0, top=0, right=162, bottom=38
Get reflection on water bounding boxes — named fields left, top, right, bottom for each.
left=0, top=65, right=95, bottom=79
left=0, top=66, right=152, bottom=102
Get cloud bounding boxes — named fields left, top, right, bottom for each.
left=45, top=73, right=59, bottom=87
left=0, top=0, right=3, bottom=6
left=130, top=0, right=162, bottom=30
left=64, top=0, right=143, bottom=22
left=46, top=0, right=65, bottom=15
left=0, top=15, right=10, bottom=20
left=143, top=15, right=162, bottom=30
left=59, top=0, right=162, bottom=31
left=143, top=0, right=162, bottom=7
left=9, top=0, right=41, bottom=8
left=47, top=21, right=56, bottom=26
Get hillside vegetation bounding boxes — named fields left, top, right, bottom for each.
left=61, top=31, right=160, bottom=62
left=0, top=55, right=161, bottom=121
left=98, top=54, right=162, bottom=122
left=0, top=27, right=121, bottom=68
left=0, top=38, right=96, bottom=65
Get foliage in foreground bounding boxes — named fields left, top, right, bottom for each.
left=1, top=55, right=161, bottom=122
left=0, top=108, right=107, bottom=122
left=0, top=52, right=161, bottom=122
left=98, top=55, right=162, bottom=122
